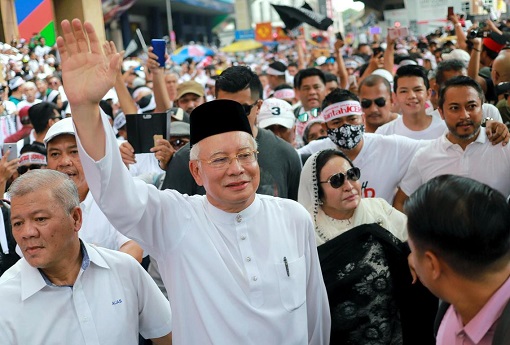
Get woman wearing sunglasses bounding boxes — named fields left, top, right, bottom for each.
left=298, top=149, right=436, bottom=345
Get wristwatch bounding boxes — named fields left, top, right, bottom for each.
left=481, top=117, right=494, bottom=127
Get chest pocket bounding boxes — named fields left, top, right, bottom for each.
left=276, top=255, right=306, bottom=312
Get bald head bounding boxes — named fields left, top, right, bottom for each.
left=491, top=50, right=510, bottom=85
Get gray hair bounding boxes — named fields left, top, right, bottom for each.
left=189, top=135, right=258, bottom=161
left=8, top=169, right=79, bottom=214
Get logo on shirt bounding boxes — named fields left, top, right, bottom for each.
left=112, top=299, right=123, bottom=306
left=361, top=181, right=375, bottom=198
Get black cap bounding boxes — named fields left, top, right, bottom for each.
left=190, top=100, right=252, bottom=147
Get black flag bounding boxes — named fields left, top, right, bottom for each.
left=271, top=2, right=333, bottom=32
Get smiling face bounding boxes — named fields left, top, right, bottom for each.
left=190, top=131, right=260, bottom=213
left=46, top=135, right=89, bottom=201
left=297, top=76, right=326, bottom=111
left=319, top=155, right=361, bottom=220
left=395, top=76, right=430, bottom=118
left=11, top=188, right=82, bottom=270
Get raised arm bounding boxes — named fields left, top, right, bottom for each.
left=147, top=48, right=172, bottom=112
left=57, top=19, right=121, bottom=161
left=333, top=39, right=349, bottom=90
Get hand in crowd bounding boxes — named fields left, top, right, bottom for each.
left=486, top=121, right=510, bottom=146
left=57, top=19, right=121, bottom=109
left=119, top=141, right=136, bottom=167
left=0, top=151, right=19, bottom=182
left=334, top=38, right=344, bottom=52
left=151, top=138, right=175, bottom=170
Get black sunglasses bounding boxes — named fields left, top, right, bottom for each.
left=242, top=101, right=259, bottom=116
left=320, top=167, right=361, bottom=189
left=360, top=97, right=386, bottom=109
left=17, top=164, right=44, bottom=175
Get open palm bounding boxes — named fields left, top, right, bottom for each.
left=57, top=19, right=121, bottom=107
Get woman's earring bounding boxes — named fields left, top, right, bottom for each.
left=318, top=199, right=323, bottom=205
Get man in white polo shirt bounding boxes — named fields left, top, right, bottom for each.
left=0, top=169, right=172, bottom=345
left=394, top=76, right=510, bottom=211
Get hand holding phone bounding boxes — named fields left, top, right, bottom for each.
left=447, top=6, right=454, bottom=18
left=151, top=39, right=166, bottom=66
left=2, top=143, right=17, bottom=161
left=335, top=32, right=343, bottom=41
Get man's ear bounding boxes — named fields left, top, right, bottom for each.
left=71, top=206, right=83, bottom=233
left=189, top=160, right=204, bottom=186
left=424, top=250, right=443, bottom=280
left=438, top=106, right=445, bottom=120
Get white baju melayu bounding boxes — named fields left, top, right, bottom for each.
left=75, top=111, right=330, bottom=345
left=0, top=242, right=172, bottom=345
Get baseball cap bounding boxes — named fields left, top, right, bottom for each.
left=441, top=49, right=470, bottom=65
left=170, top=121, right=190, bottom=136
left=258, top=98, right=295, bottom=129
left=113, top=113, right=127, bottom=131
left=176, top=81, right=204, bottom=100
left=18, top=106, right=30, bottom=122
left=44, top=117, right=75, bottom=145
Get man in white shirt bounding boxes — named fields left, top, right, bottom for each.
left=0, top=170, right=172, bottom=345
left=16, top=82, right=42, bottom=110
left=43, top=118, right=143, bottom=261
left=394, top=76, right=510, bottom=211
left=57, top=19, right=330, bottom=345
left=376, top=65, right=447, bottom=140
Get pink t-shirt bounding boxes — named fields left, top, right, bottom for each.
left=437, top=276, right=510, bottom=345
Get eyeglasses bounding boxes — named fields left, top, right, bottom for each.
left=170, top=138, right=189, bottom=150
left=199, top=150, right=258, bottom=169
left=325, top=57, right=335, bottom=64
left=320, top=167, right=361, bottom=189
left=360, top=97, right=387, bottom=109
left=297, top=108, right=320, bottom=122
left=17, top=164, right=44, bottom=175
left=242, top=101, right=259, bottom=116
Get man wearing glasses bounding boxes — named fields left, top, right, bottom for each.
left=161, top=66, right=302, bottom=201
left=358, top=74, right=398, bottom=133
left=56, top=19, right=330, bottom=344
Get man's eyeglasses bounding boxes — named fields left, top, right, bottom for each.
left=170, top=138, right=189, bottom=150
left=360, top=97, right=387, bottom=109
left=17, top=164, right=44, bottom=175
left=320, top=167, right=361, bottom=189
left=199, top=150, right=258, bottom=169
left=297, top=108, right=320, bottom=122
left=242, top=101, right=259, bottom=116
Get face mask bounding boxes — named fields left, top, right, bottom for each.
left=327, top=124, right=365, bottom=150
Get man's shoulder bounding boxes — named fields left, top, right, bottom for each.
left=298, top=137, right=335, bottom=155
left=375, top=117, right=400, bottom=134
left=258, top=194, right=309, bottom=218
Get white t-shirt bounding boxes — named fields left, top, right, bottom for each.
left=375, top=114, right=447, bottom=140
left=75, top=111, right=331, bottom=345
left=298, top=134, right=427, bottom=203
left=0, top=242, right=172, bottom=344
left=400, top=129, right=510, bottom=197
left=16, top=99, right=41, bottom=110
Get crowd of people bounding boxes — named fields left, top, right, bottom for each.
left=0, top=12, right=509, bottom=345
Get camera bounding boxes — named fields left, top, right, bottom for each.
left=468, top=30, right=490, bottom=39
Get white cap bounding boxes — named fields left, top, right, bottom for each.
left=441, top=49, right=470, bottom=65
left=371, top=69, right=394, bottom=83
left=258, top=98, right=295, bottom=129
left=44, top=118, right=75, bottom=145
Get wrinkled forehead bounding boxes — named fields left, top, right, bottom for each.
left=198, top=131, right=254, bottom=154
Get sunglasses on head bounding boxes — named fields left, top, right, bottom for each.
left=360, top=97, right=386, bottom=109
left=320, top=167, right=361, bottom=189
left=17, top=164, right=44, bottom=175
left=242, top=101, right=259, bottom=116
left=297, top=108, right=320, bottom=122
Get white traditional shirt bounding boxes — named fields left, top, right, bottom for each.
left=0, top=242, right=172, bottom=344
left=76, top=111, right=331, bottom=345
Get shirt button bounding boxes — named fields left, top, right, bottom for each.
left=246, top=257, right=251, bottom=262
left=252, top=276, right=258, bottom=281
left=240, top=235, right=246, bottom=240
left=236, top=214, right=243, bottom=223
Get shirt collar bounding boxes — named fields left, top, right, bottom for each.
left=457, top=275, right=510, bottom=343
left=20, top=241, right=110, bottom=301
left=204, top=194, right=261, bottom=225
left=80, top=191, right=93, bottom=213
left=441, top=127, right=486, bottom=150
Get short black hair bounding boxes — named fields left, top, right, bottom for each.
left=435, top=59, right=466, bottom=88
left=315, top=149, right=355, bottom=200
left=294, top=68, right=326, bottom=89
left=288, top=62, right=298, bottom=69
left=322, top=88, right=359, bottom=109
left=405, top=175, right=510, bottom=278
left=394, top=65, right=430, bottom=93
left=28, top=102, right=57, bottom=134
left=215, top=66, right=263, bottom=101
left=438, top=76, right=484, bottom=110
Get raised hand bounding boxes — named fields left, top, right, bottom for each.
left=56, top=19, right=121, bottom=109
